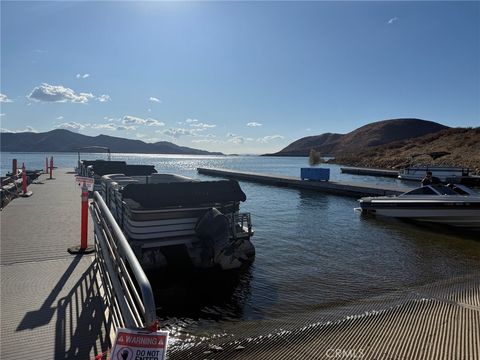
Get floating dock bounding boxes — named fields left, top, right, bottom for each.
left=197, top=167, right=409, bottom=197
left=0, top=170, right=110, bottom=359
left=340, top=166, right=399, bottom=178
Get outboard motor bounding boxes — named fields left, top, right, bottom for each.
left=195, top=208, right=230, bottom=265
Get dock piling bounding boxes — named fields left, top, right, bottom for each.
left=12, top=159, right=17, bottom=176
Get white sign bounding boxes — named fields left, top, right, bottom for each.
left=110, top=328, right=168, bottom=360
left=75, top=176, right=94, bottom=191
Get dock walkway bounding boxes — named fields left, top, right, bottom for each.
left=340, top=166, right=399, bottom=178
left=197, top=167, right=409, bottom=197
left=0, top=170, right=110, bottom=359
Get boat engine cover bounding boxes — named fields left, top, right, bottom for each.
left=195, top=208, right=230, bottom=263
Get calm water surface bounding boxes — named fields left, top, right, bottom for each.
left=2, top=152, right=480, bottom=344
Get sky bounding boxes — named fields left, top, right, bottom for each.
left=1, top=1, right=479, bottom=154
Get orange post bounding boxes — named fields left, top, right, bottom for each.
left=21, top=163, right=27, bottom=194
left=49, top=156, right=53, bottom=179
left=68, top=182, right=94, bottom=254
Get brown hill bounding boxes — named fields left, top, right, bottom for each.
left=270, top=118, right=449, bottom=156
left=332, top=127, right=480, bottom=173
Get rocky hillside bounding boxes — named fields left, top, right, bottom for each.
left=0, top=129, right=223, bottom=155
left=332, top=127, right=480, bottom=173
left=271, top=118, right=449, bottom=156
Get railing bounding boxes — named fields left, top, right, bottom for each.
left=90, top=191, right=157, bottom=329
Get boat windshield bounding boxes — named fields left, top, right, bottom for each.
left=430, top=185, right=459, bottom=195
left=402, top=185, right=459, bottom=196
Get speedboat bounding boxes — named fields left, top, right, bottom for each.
left=357, top=184, right=480, bottom=228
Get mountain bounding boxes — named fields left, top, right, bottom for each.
left=333, top=127, right=480, bottom=172
left=0, top=129, right=223, bottom=155
left=270, top=118, right=449, bottom=156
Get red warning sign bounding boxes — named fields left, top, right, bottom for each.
left=110, top=328, right=168, bottom=360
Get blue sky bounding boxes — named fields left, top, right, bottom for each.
left=1, top=1, right=479, bottom=154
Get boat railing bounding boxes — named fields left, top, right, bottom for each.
left=90, top=191, right=157, bottom=330
left=227, top=212, right=252, bottom=238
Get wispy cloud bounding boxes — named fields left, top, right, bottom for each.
left=160, top=127, right=195, bottom=138
left=2, top=126, right=38, bottom=133
left=246, top=122, right=262, bottom=127
left=149, top=97, right=161, bottom=103
left=227, top=135, right=254, bottom=144
left=257, top=135, right=284, bottom=143
left=56, top=116, right=64, bottom=120
left=90, top=123, right=117, bottom=130
left=388, top=17, right=398, bottom=24
left=122, top=115, right=165, bottom=127
left=0, top=93, right=13, bottom=103
left=186, top=118, right=198, bottom=124
left=190, top=122, right=216, bottom=129
left=97, top=94, right=111, bottom=102
left=27, top=83, right=94, bottom=103
left=55, top=122, right=86, bottom=131
left=76, top=73, right=90, bottom=79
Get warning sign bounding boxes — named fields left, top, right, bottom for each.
left=110, top=328, right=168, bottom=360
left=75, top=176, right=94, bottom=191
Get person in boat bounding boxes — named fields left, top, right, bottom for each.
left=421, top=171, right=441, bottom=186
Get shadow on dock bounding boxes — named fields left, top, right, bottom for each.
left=16, top=257, right=111, bottom=359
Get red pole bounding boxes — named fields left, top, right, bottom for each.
left=21, top=163, right=27, bottom=194
left=46, top=157, right=49, bottom=173
left=80, top=182, right=88, bottom=249
left=49, top=157, right=53, bottom=179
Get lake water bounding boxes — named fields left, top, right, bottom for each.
left=2, top=152, right=480, bottom=348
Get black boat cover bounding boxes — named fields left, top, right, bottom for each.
left=82, top=160, right=127, bottom=176
left=125, top=165, right=157, bottom=176
left=122, top=180, right=247, bottom=209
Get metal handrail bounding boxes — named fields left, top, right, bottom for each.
left=90, top=191, right=157, bottom=329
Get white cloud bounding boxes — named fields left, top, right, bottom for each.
left=76, top=73, right=90, bottom=79
left=27, top=83, right=94, bottom=103
left=257, top=135, right=284, bottom=143
left=56, top=116, right=64, bottom=120
left=388, top=17, right=398, bottom=24
left=55, top=122, right=86, bottom=131
left=91, top=124, right=117, bottom=130
left=190, top=122, right=216, bottom=129
left=228, top=136, right=253, bottom=144
left=246, top=122, right=262, bottom=127
left=149, top=97, right=161, bottom=103
left=192, top=139, right=223, bottom=144
left=0, top=126, right=37, bottom=133
left=186, top=118, right=198, bottom=123
left=116, top=125, right=135, bottom=131
left=160, top=127, right=195, bottom=138
left=25, top=126, right=37, bottom=133
left=0, top=93, right=13, bottom=103
left=0, top=113, right=5, bottom=117
left=97, top=94, right=111, bottom=102
left=122, top=115, right=165, bottom=127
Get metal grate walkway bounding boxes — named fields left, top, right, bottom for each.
left=0, top=170, right=111, bottom=359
